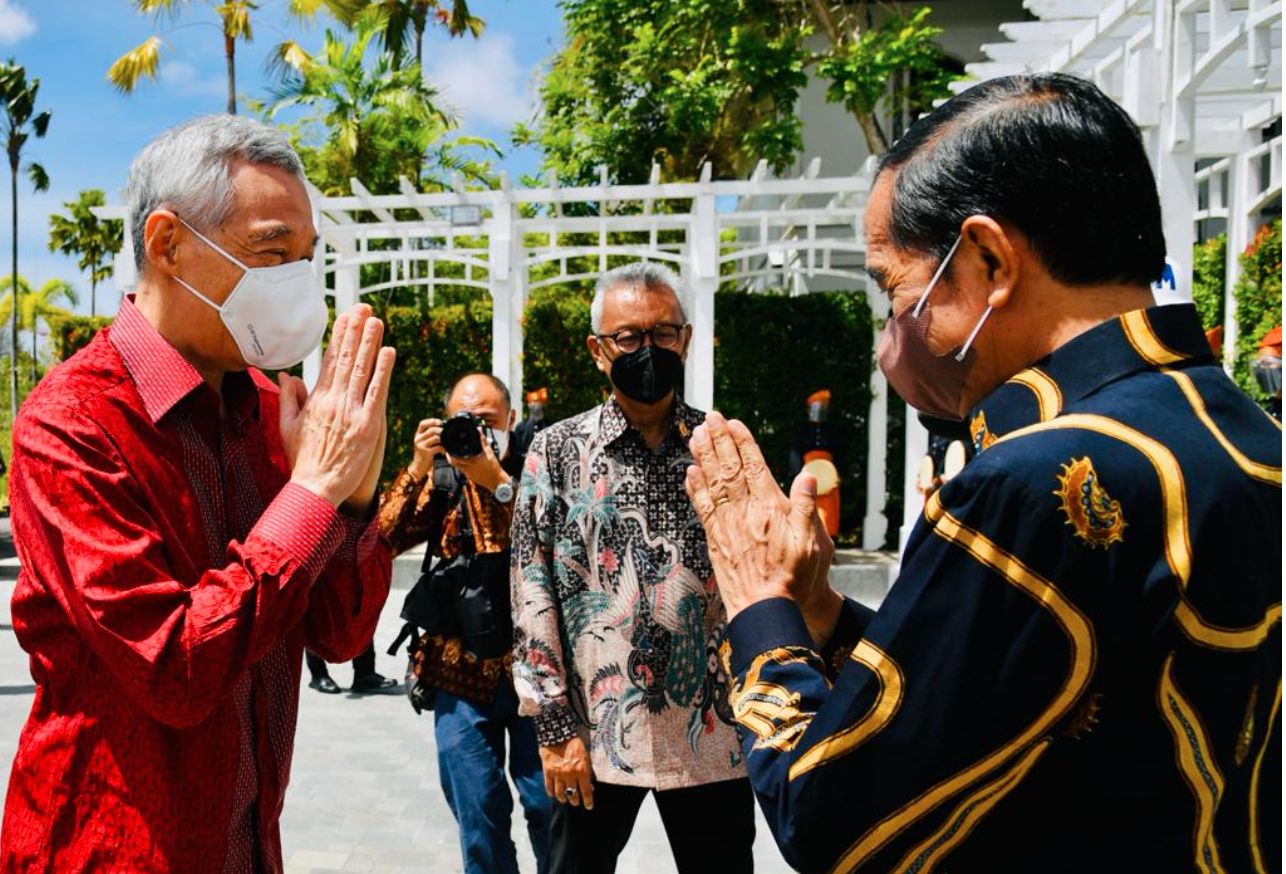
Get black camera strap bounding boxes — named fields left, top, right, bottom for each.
left=388, top=461, right=465, bottom=657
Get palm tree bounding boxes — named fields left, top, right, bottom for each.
left=0, top=276, right=77, bottom=387
left=48, top=189, right=124, bottom=318
left=108, top=0, right=364, bottom=115
left=265, top=14, right=452, bottom=185
left=373, top=0, right=483, bottom=68
left=0, top=59, right=50, bottom=421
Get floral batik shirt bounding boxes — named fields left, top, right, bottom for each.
left=510, top=396, right=745, bottom=790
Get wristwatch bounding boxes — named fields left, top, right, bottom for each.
left=493, top=478, right=515, bottom=504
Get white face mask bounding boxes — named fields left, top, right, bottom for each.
left=173, top=217, right=329, bottom=371
left=487, top=427, right=510, bottom=460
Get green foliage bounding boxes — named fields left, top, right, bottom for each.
left=259, top=13, right=499, bottom=195
left=48, top=189, right=124, bottom=316
left=47, top=314, right=113, bottom=362
left=1191, top=234, right=1226, bottom=331
left=532, top=0, right=810, bottom=183
left=714, top=290, right=874, bottom=543
left=379, top=297, right=493, bottom=482
left=815, top=7, right=956, bottom=152
left=1232, top=219, right=1283, bottom=400
left=520, top=284, right=608, bottom=420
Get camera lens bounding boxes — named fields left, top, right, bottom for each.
left=441, top=414, right=483, bottom=458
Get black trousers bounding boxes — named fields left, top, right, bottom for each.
left=304, top=642, right=376, bottom=681
left=549, top=777, right=755, bottom=874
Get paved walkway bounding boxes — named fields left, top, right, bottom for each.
left=0, top=518, right=801, bottom=873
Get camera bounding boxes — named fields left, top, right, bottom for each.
left=440, top=412, right=485, bottom=458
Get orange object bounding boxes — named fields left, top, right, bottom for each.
left=1258, top=325, right=1282, bottom=355
left=806, top=389, right=831, bottom=406
left=802, top=449, right=840, bottom=537
left=1204, top=325, right=1223, bottom=358
left=526, top=387, right=549, bottom=404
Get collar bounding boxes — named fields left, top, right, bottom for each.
left=969, top=303, right=1213, bottom=450
left=109, top=296, right=259, bottom=426
left=598, top=393, right=705, bottom=449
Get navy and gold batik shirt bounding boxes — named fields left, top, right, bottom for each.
left=722, top=304, right=1282, bottom=873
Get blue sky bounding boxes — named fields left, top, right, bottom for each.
left=0, top=0, right=563, bottom=314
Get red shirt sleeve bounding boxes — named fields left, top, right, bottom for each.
left=11, top=411, right=356, bottom=729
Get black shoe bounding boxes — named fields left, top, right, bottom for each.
left=350, top=673, right=402, bottom=695
left=308, top=676, right=341, bottom=695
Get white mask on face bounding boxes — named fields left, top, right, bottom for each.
left=172, top=217, right=329, bottom=370
left=487, top=426, right=510, bottom=460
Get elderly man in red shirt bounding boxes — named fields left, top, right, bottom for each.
left=1, top=115, right=395, bottom=873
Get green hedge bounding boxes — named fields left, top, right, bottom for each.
left=1232, top=219, right=1283, bottom=401
left=47, top=314, right=113, bottom=362
left=713, top=291, right=875, bottom=545
left=1191, top=234, right=1226, bottom=331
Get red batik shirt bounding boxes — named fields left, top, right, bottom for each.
left=1, top=298, right=392, bottom=873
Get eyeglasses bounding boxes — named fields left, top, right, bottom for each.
left=596, top=323, right=686, bottom=353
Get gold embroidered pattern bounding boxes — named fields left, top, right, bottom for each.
left=1054, top=456, right=1127, bottom=549
left=1158, top=653, right=1226, bottom=874
left=789, top=640, right=904, bottom=780
left=731, top=646, right=821, bottom=754
left=969, top=410, right=998, bottom=452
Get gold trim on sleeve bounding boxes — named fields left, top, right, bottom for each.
left=731, top=647, right=822, bottom=753
left=997, top=414, right=1281, bottom=651
left=1121, top=310, right=1188, bottom=365
left=1158, top=652, right=1227, bottom=874
left=1008, top=368, right=1063, bottom=421
left=789, top=640, right=905, bottom=781
left=1162, top=369, right=1282, bottom=486
left=891, top=739, right=1051, bottom=874
left=829, top=493, right=1096, bottom=872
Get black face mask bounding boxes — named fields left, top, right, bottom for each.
left=609, top=346, right=684, bottom=405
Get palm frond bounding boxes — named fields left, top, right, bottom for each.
left=267, top=39, right=313, bottom=79
left=30, top=109, right=49, bottom=138
left=107, top=36, right=163, bottom=93
left=26, top=162, right=48, bottom=193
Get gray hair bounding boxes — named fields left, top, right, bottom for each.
left=590, top=262, right=688, bottom=333
left=125, top=114, right=306, bottom=271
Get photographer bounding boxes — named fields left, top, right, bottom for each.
left=378, top=373, right=550, bottom=874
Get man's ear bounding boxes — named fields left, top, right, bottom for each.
left=680, top=323, right=694, bottom=364
left=960, top=215, right=1021, bottom=312
left=508, top=409, right=517, bottom=430
left=144, top=210, right=182, bottom=277
left=587, top=335, right=610, bottom=375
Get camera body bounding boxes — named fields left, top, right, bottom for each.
left=440, top=411, right=485, bottom=458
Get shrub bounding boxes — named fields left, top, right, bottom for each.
left=1232, top=219, right=1282, bottom=400
left=1191, top=234, right=1226, bottom=331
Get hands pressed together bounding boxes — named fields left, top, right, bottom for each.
left=277, top=304, right=396, bottom=516
left=685, top=411, right=842, bottom=645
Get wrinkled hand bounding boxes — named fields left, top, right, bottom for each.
left=540, top=736, right=594, bottom=809
left=279, top=304, right=396, bottom=514
left=686, top=412, right=840, bottom=643
left=407, top=418, right=443, bottom=479
left=448, top=428, right=508, bottom=493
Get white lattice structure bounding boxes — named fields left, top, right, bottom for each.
left=98, top=162, right=899, bottom=546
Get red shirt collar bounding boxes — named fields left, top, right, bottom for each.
left=108, top=296, right=260, bottom=427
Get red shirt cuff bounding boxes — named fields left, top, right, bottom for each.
left=255, top=483, right=345, bottom=581
left=334, top=507, right=381, bottom=565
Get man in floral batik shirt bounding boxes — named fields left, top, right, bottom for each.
left=510, top=263, right=754, bottom=873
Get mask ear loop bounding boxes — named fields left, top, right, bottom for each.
left=954, top=305, right=994, bottom=362
left=911, top=234, right=963, bottom=319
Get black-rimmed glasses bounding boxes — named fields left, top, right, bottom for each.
left=596, top=323, right=686, bottom=353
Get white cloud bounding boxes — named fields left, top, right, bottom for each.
left=426, top=33, right=537, bottom=131
left=0, top=0, right=35, bottom=44
left=160, top=61, right=227, bottom=99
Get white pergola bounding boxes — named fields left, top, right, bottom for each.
left=97, top=0, right=1281, bottom=555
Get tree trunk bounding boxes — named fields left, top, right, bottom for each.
left=29, top=307, right=36, bottom=388
left=225, top=34, right=237, bottom=115
left=856, top=110, right=889, bottom=156
left=9, top=164, right=18, bottom=422
left=90, top=275, right=96, bottom=318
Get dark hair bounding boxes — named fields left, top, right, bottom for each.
left=877, top=73, right=1165, bottom=287
left=444, top=372, right=512, bottom=410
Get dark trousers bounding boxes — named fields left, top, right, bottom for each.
left=304, top=642, right=376, bottom=681
left=549, top=777, right=755, bottom=874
